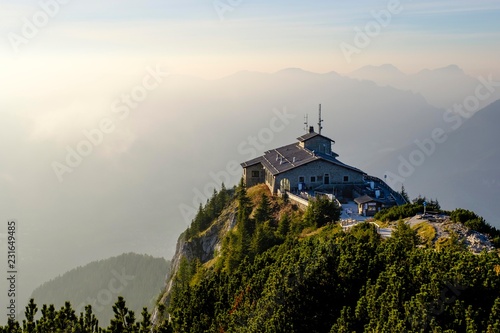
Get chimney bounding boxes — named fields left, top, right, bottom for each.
left=309, top=126, right=314, bottom=133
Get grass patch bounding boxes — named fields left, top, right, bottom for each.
left=247, top=184, right=272, bottom=204
left=299, top=226, right=319, bottom=238
left=435, top=236, right=452, bottom=251
left=376, top=220, right=390, bottom=228
left=412, top=222, right=436, bottom=246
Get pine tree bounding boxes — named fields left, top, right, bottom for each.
left=138, top=308, right=151, bottom=333
left=254, top=193, right=271, bottom=225
left=108, top=297, right=136, bottom=333
left=22, top=299, right=37, bottom=333
left=55, top=301, right=77, bottom=331
left=81, top=305, right=99, bottom=333
left=277, top=213, right=291, bottom=238
left=400, top=185, right=410, bottom=203
left=236, top=178, right=254, bottom=254
left=216, top=183, right=229, bottom=213
left=303, top=195, right=341, bottom=228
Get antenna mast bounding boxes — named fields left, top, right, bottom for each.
left=304, top=114, right=309, bottom=132
left=318, top=104, right=323, bottom=134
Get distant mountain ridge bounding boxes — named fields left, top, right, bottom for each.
left=29, top=253, right=169, bottom=326
left=368, top=99, right=500, bottom=224
left=347, top=64, right=498, bottom=109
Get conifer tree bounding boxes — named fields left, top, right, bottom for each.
left=236, top=178, right=252, bottom=230
left=108, top=297, right=136, bottom=333
left=216, top=183, right=229, bottom=213
left=303, top=195, right=341, bottom=228
left=22, top=299, right=37, bottom=333
left=277, top=213, right=291, bottom=238
left=254, top=193, right=271, bottom=225
left=400, top=185, right=410, bottom=203
left=80, top=305, right=99, bottom=333
left=56, top=301, right=77, bottom=330
left=138, top=307, right=151, bottom=333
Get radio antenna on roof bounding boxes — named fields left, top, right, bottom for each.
left=318, top=104, right=323, bottom=134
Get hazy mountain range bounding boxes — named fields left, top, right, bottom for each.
left=369, top=99, right=500, bottom=224
left=347, top=64, right=499, bottom=109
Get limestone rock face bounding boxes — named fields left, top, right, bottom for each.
left=151, top=202, right=237, bottom=325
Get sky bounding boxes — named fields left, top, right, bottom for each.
left=1, top=0, right=499, bottom=78
left=0, top=0, right=499, bottom=323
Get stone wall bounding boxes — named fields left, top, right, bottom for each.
left=273, top=160, right=365, bottom=193
left=301, top=136, right=332, bottom=155
left=243, top=163, right=265, bottom=187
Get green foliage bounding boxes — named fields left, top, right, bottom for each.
left=450, top=208, right=500, bottom=247
left=303, top=195, right=341, bottom=228
left=375, top=196, right=441, bottom=222
left=374, top=203, right=420, bottom=222
left=277, top=213, right=291, bottom=238
left=237, top=178, right=254, bottom=235
left=254, top=193, right=272, bottom=224
left=109, top=297, right=135, bottom=332
left=400, top=185, right=410, bottom=203
left=412, top=222, right=437, bottom=246
left=251, top=221, right=280, bottom=255
left=218, top=181, right=275, bottom=271
left=3, top=195, right=500, bottom=333
left=0, top=298, right=172, bottom=333
left=185, top=183, right=232, bottom=239
left=451, top=208, right=480, bottom=224
left=165, top=218, right=500, bottom=332
left=413, top=196, right=441, bottom=211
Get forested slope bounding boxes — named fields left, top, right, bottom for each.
left=30, top=253, right=169, bottom=325
left=155, top=182, right=500, bottom=332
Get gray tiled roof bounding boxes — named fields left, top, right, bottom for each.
left=241, top=142, right=365, bottom=176
left=354, top=194, right=377, bottom=205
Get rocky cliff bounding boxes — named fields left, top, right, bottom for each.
left=152, top=201, right=238, bottom=324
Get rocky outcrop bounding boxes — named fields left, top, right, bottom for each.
left=446, top=222, right=495, bottom=253
left=408, top=215, right=495, bottom=254
left=151, top=201, right=238, bottom=325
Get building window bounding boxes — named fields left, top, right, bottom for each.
left=252, top=170, right=260, bottom=178
left=299, top=176, right=305, bottom=183
left=310, top=176, right=316, bottom=182
left=343, top=175, right=349, bottom=182
left=317, top=175, right=323, bottom=182
left=324, top=174, right=330, bottom=184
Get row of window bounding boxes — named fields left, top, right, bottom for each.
left=298, top=175, right=349, bottom=183
left=251, top=170, right=350, bottom=183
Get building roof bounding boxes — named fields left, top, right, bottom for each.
left=241, top=142, right=365, bottom=176
left=296, top=132, right=335, bottom=144
left=354, top=195, right=379, bottom=205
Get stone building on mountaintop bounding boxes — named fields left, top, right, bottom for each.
left=240, top=106, right=406, bottom=216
